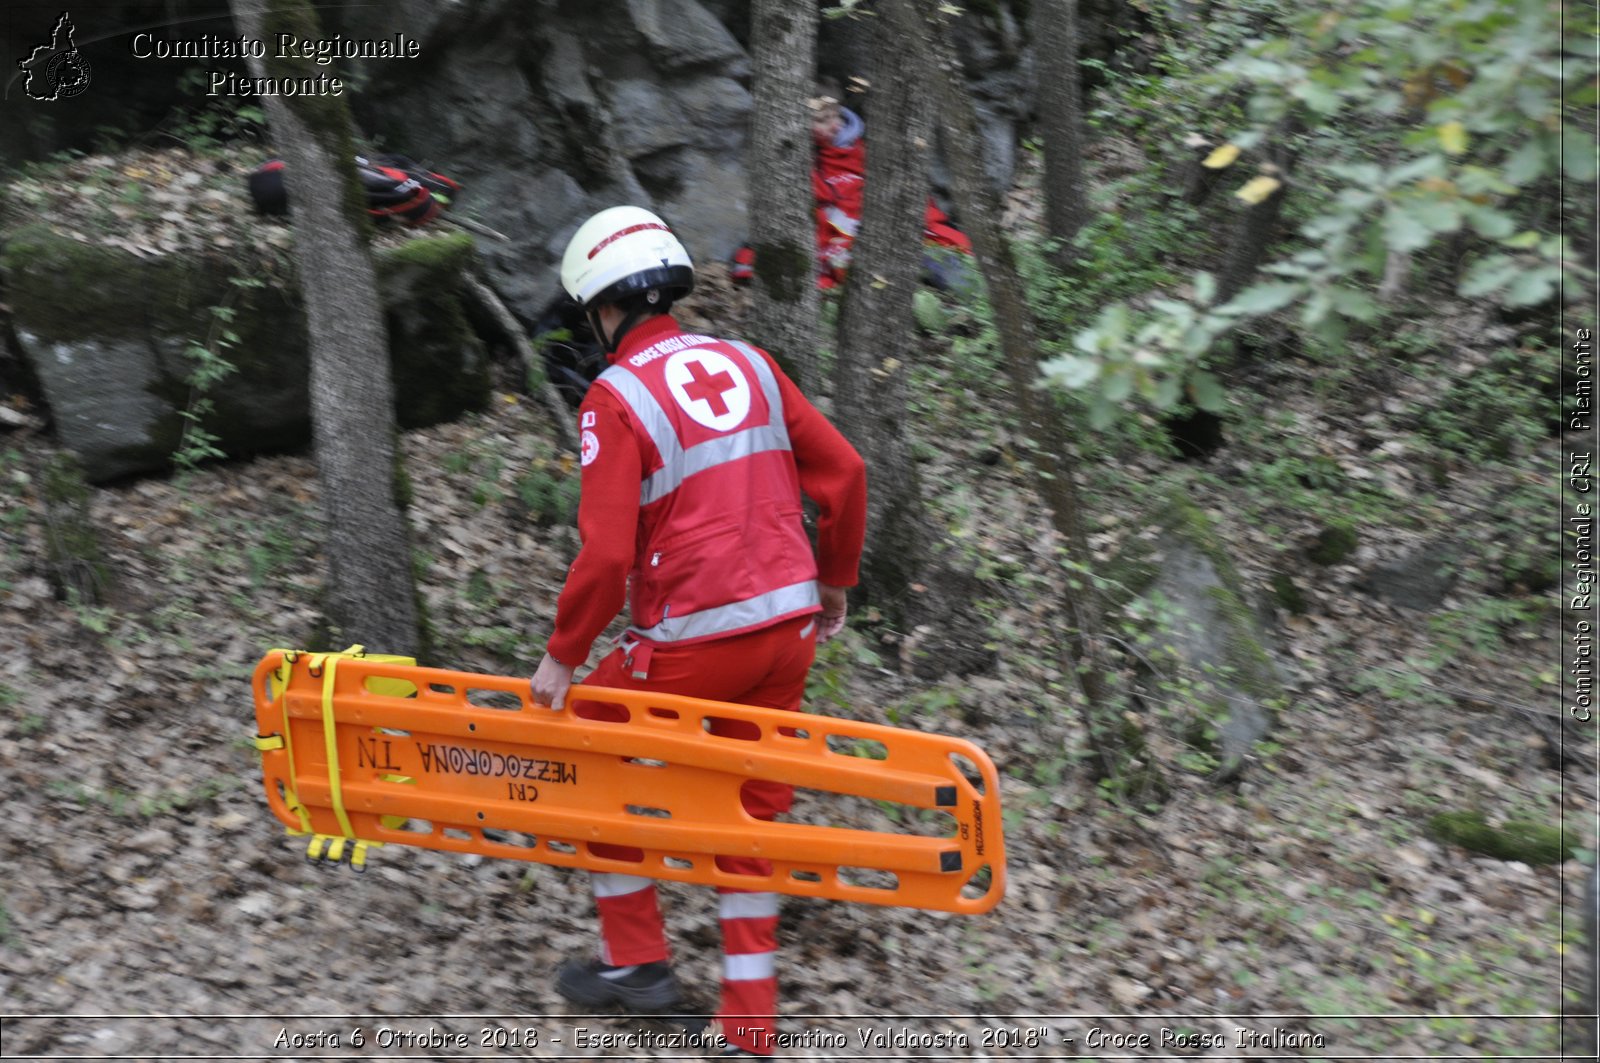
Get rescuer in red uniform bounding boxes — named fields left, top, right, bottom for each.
left=731, top=90, right=973, bottom=290
left=529, top=206, right=868, bottom=1057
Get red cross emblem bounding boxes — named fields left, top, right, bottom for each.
left=681, top=358, right=739, bottom=417
left=665, top=350, right=752, bottom=430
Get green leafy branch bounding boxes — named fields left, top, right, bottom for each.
left=1040, top=0, right=1592, bottom=423
left=173, top=275, right=264, bottom=476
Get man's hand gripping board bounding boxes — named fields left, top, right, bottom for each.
left=253, top=648, right=1005, bottom=914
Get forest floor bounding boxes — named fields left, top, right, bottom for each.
left=0, top=151, right=1594, bottom=1061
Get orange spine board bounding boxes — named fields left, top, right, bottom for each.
left=252, top=650, right=1006, bottom=914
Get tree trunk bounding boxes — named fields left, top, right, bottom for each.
left=230, top=0, right=421, bottom=657
left=1218, top=119, right=1301, bottom=304
left=910, top=4, right=1125, bottom=769
left=1036, top=0, right=1090, bottom=270
left=913, top=5, right=1094, bottom=573
left=747, top=0, right=822, bottom=387
left=831, top=0, right=932, bottom=619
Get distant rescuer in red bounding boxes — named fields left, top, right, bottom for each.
left=529, top=206, right=868, bottom=1056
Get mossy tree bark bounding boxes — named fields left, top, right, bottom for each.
left=747, top=0, right=821, bottom=387
left=1036, top=0, right=1090, bottom=271
left=230, top=0, right=420, bottom=656
left=831, top=0, right=932, bottom=622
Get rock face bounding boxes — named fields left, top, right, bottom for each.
left=1116, top=491, right=1287, bottom=777
left=7, top=1, right=1060, bottom=326
left=3, top=226, right=488, bottom=482
left=324, top=0, right=755, bottom=318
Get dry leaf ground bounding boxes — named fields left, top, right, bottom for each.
left=0, top=149, right=1590, bottom=1061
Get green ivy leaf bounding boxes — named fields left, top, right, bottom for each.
left=1301, top=290, right=1333, bottom=328
left=912, top=289, right=947, bottom=333
left=1465, top=204, right=1516, bottom=239
left=1189, top=371, right=1226, bottom=413
left=1387, top=155, right=1445, bottom=186
left=1041, top=353, right=1099, bottom=390
left=1504, top=138, right=1548, bottom=185
left=1220, top=282, right=1303, bottom=316
left=1153, top=375, right=1183, bottom=410
left=1383, top=206, right=1433, bottom=253
left=1458, top=254, right=1518, bottom=298
left=1231, top=129, right=1265, bottom=152
left=1293, top=80, right=1342, bottom=116
left=1563, top=126, right=1598, bottom=182
left=1331, top=288, right=1379, bottom=322
left=1194, top=271, right=1217, bottom=306
left=1104, top=368, right=1135, bottom=404
left=1088, top=395, right=1116, bottom=431
left=1504, top=268, right=1556, bottom=308
left=1101, top=302, right=1132, bottom=341
left=1415, top=199, right=1463, bottom=233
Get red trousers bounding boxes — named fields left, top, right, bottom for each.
left=573, top=613, right=818, bottom=1057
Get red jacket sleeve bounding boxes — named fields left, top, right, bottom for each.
left=546, top=389, right=640, bottom=666
left=764, top=353, right=868, bottom=588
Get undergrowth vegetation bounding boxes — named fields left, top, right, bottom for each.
left=0, top=0, right=1586, bottom=1053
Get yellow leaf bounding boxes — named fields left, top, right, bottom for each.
left=1417, top=176, right=1457, bottom=196
left=1235, top=176, right=1282, bottom=204
left=1203, top=143, right=1241, bottom=169
left=1418, top=909, right=1436, bottom=926
left=1438, top=120, right=1468, bottom=155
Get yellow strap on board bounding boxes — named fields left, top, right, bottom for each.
left=271, top=651, right=313, bottom=834
left=313, top=653, right=356, bottom=842
left=257, top=645, right=426, bottom=864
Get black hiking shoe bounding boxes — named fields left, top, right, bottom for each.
left=555, top=958, right=682, bottom=1012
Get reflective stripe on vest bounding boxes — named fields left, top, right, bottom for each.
left=627, top=579, right=819, bottom=644
left=597, top=341, right=793, bottom=507
left=599, top=339, right=818, bottom=644
left=822, top=204, right=860, bottom=237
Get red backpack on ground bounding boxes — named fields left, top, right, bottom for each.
left=247, top=154, right=461, bottom=226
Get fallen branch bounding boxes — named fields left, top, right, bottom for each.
left=462, top=275, right=580, bottom=455
left=443, top=214, right=511, bottom=243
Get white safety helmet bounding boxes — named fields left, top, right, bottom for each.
left=560, top=205, right=695, bottom=309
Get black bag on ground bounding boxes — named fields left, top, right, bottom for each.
left=246, top=154, right=461, bottom=226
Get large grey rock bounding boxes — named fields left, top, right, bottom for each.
left=625, top=0, right=746, bottom=73
left=1116, top=492, right=1287, bottom=777
left=10, top=1, right=1039, bottom=325
left=328, top=0, right=756, bottom=318
left=1358, top=544, right=1457, bottom=611
left=14, top=336, right=170, bottom=476
left=4, top=225, right=489, bottom=482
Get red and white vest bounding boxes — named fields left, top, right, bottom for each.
left=595, top=331, right=820, bottom=644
